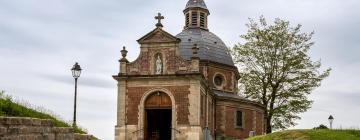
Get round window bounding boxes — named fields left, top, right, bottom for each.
left=214, top=74, right=224, bottom=87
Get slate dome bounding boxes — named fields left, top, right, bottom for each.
left=176, top=29, right=234, bottom=66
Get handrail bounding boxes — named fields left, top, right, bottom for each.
left=170, top=127, right=181, bottom=133
left=132, top=129, right=144, bottom=134
left=133, top=128, right=181, bottom=134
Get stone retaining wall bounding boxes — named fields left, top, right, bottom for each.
left=0, top=117, right=94, bottom=140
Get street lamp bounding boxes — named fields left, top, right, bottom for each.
left=328, top=115, right=334, bottom=129
left=71, top=62, right=82, bottom=127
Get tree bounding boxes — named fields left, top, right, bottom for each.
left=232, top=16, right=331, bottom=133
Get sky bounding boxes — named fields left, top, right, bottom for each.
left=0, top=0, right=360, bottom=139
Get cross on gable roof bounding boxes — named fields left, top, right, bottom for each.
left=155, top=13, right=164, bottom=28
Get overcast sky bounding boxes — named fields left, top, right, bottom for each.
left=1, top=0, right=360, bottom=139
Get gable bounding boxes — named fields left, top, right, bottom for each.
left=137, top=28, right=181, bottom=44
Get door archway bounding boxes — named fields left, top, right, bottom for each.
left=144, top=92, right=172, bottom=140
left=145, top=91, right=172, bottom=109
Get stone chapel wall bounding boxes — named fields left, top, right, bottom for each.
left=215, top=102, right=265, bottom=139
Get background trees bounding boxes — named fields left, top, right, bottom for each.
left=232, top=16, right=331, bottom=133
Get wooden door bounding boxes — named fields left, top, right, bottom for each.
left=144, top=92, right=172, bottom=140
left=145, top=92, right=172, bottom=109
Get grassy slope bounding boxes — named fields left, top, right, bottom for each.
left=0, top=97, right=85, bottom=134
left=247, top=129, right=360, bottom=140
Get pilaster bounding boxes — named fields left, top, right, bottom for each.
left=115, top=80, right=127, bottom=140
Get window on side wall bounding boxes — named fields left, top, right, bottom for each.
left=235, top=110, right=243, bottom=128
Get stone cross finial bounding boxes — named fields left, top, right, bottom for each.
left=155, top=13, right=164, bottom=28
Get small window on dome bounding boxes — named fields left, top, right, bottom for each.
left=214, top=74, right=225, bottom=87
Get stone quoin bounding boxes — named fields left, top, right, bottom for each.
left=113, top=0, right=266, bottom=139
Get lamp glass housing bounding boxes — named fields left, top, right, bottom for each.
left=71, top=63, right=82, bottom=78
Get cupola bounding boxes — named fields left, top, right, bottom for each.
left=177, top=0, right=235, bottom=67
left=183, top=0, right=210, bottom=30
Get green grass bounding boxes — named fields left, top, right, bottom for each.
left=247, top=129, right=360, bottom=140
left=0, top=91, right=86, bottom=134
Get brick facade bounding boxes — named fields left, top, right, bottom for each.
left=215, top=101, right=265, bottom=139
left=126, top=86, right=190, bottom=125
left=224, top=107, right=254, bottom=138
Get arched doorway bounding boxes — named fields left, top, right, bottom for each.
left=144, top=91, right=172, bottom=140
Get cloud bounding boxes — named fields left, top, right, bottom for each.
left=1, top=0, right=360, bottom=139
left=40, top=73, right=114, bottom=89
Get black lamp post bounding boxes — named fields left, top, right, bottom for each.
left=328, top=115, right=334, bottom=129
left=71, top=62, right=82, bottom=127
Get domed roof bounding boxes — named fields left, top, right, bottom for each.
left=185, top=0, right=208, bottom=9
left=176, top=29, right=235, bottom=66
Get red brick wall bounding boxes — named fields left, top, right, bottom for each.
left=215, top=104, right=264, bottom=139
left=256, top=112, right=264, bottom=135
left=215, top=105, right=224, bottom=134
left=127, top=87, right=149, bottom=125
left=207, top=66, right=234, bottom=92
left=224, top=107, right=253, bottom=138
left=126, top=86, right=190, bottom=125
left=171, top=86, right=191, bottom=124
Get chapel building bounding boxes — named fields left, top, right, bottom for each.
left=113, top=0, right=266, bottom=140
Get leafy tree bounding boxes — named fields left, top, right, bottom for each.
left=232, top=16, right=331, bottom=133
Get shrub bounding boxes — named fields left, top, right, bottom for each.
left=0, top=90, right=86, bottom=134
left=313, top=124, right=329, bottom=129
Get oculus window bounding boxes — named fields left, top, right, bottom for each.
left=214, top=74, right=224, bottom=87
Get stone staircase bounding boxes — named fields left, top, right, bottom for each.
left=0, top=117, right=95, bottom=140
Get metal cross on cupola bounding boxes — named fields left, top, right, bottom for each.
left=155, top=13, right=164, bottom=28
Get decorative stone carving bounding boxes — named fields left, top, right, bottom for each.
left=156, top=55, right=163, bottom=74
